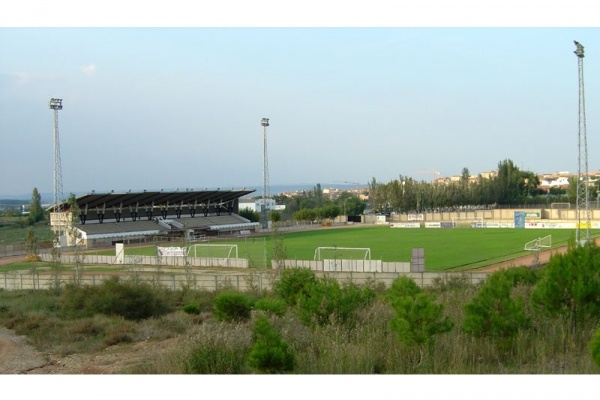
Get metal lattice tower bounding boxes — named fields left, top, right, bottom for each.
left=49, top=98, right=64, bottom=214
left=261, top=118, right=270, bottom=229
left=574, top=41, right=591, bottom=245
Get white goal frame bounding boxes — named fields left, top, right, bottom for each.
left=451, top=216, right=485, bottom=227
left=314, top=247, right=371, bottom=261
left=187, top=243, right=239, bottom=259
left=524, top=235, right=552, bottom=251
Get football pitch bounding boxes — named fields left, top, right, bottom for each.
left=110, top=226, right=596, bottom=272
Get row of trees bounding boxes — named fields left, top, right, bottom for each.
left=367, top=159, right=588, bottom=214
left=241, top=183, right=368, bottom=224
left=244, top=158, right=599, bottom=222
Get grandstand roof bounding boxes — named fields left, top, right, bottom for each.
left=49, top=189, right=256, bottom=214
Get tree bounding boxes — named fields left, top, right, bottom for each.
left=246, top=316, right=295, bottom=373
left=274, top=268, right=318, bottom=307
left=239, top=207, right=260, bottom=222
left=28, top=187, right=44, bottom=225
left=462, top=270, right=530, bottom=338
left=386, top=276, right=453, bottom=347
left=317, top=204, right=340, bottom=221
left=531, top=241, right=600, bottom=333
left=26, top=227, right=39, bottom=261
left=67, top=193, right=85, bottom=286
left=292, top=208, right=317, bottom=222
left=270, top=211, right=287, bottom=269
left=296, top=277, right=375, bottom=327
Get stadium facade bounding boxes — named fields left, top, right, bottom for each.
left=48, top=189, right=258, bottom=248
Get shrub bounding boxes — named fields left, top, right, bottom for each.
left=213, top=291, right=255, bottom=322
left=60, top=277, right=171, bottom=321
left=187, top=344, right=247, bottom=374
left=387, top=276, right=453, bottom=346
left=590, top=328, right=600, bottom=369
left=462, top=271, right=530, bottom=338
left=384, top=275, right=421, bottom=302
left=531, top=241, right=600, bottom=332
left=182, top=304, right=201, bottom=315
left=274, top=268, right=317, bottom=306
left=246, top=316, right=295, bottom=373
left=254, top=297, right=287, bottom=317
left=296, top=277, right=375, bottom=327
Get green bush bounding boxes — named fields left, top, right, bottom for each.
left=213, top=291, right=255, bottom=322
left=246, top=316, right=295, bottom=373
left=462, top=271, right=530, bottom=338
left=274, top=268, right=317, bottom=306
left=387, top=276, right=453, bottom=346
left=254, top=297, right=287, bottom=317
left=590, top=328, right=600, bottom=369
left=384, top=275, right=421, bottom=302
left=499, top=266, right=540, bottom=286
left=187, top=344, right=248, bottom=374
left=296, top=277, right=375, bottom=326
left=60, top=277, right=171, bottom=321
left=182, top=304, right=201, bottom=315
left=532, top=241, right=600, bottom=331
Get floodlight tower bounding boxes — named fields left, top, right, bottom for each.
left=261, top=118, right=270, bottom=229
left=49, top=98, right=64, bottom=214
left=574, top=41, right=591, bottom=245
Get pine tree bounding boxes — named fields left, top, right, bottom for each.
left=28, top=187, right=44, bottom=225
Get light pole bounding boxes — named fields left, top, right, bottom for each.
left=574, top=40, right=591, bottom=245
left=261, top=118, right=270, bottom=230
left=49, top=97, right=64, bottom=247
left=49, top=98, right=63, bottom=214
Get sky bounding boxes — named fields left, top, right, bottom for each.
left=2, top=2, right=600, bottom=199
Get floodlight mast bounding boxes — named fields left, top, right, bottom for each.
left=49, top=98, right=64, bottom=215
left=261, top=118, right=270, bottom=229
left=574, top=41, right=591, bottom=245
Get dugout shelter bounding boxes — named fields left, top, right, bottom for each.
left=48, top=189, right=259, bottom=248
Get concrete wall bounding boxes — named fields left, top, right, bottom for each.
left=273, top=259, right=411, bottom=273
left=38, top=253, right=249, bottom=268
left=0, top=269, right=488, bottom=291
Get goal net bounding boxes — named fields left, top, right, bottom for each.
left=524, top=235, right=552, bottom=251
left=187, top=243, right=239, bottom=259
left=451, top=216, right=485, bottom=228
left=314, top=247, right=371, bottom=261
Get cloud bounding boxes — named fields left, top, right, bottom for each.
left=80, top=64, right=96, bottom=75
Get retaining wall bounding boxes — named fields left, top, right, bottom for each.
left=38, top=253, right=249, bottom=268
left=0, top=269, right=488, bottom=292
left=273, top=259, right=411, bottom=273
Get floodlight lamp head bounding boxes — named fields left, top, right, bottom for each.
left=261, top=118, right=269, bottom=127
left=574, top=41, right=585, bottom=58
left=48, top=97, right=63, bottom=110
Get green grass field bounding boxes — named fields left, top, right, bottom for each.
left=85, top=226, right=594, bottom=271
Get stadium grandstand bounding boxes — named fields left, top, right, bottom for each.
left=48, top=189, right=259, bottom=248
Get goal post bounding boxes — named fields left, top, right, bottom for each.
left=187, top=243, right=239, bottom=259
left=524, top=235, right=552, bottom=251
left=314, top=247, right=371, bottom=261
left=451, top=216, right=485, bottom=228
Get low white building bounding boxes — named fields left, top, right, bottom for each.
left=239, top=198, right=285, bottom=212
